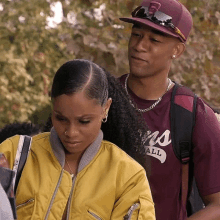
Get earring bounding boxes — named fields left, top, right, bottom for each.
left=65, top=130, right=67, bottom=135
left=172, top=55, right=176, bottom=59
left=102, top=114, right=108, bottom=123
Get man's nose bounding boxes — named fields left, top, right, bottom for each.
left=134, top=38, right=148, bottom=52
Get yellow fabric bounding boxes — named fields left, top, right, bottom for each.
left=0, top=133, right=155, bottom=220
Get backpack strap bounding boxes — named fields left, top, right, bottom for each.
left=12, top=135, right=32, bottom=195
left=170, top=83, right=197, bottom=218
left=170, top=83, right=197, bottom=163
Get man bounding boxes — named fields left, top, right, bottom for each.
left=119, top=0, right=220, bottom=219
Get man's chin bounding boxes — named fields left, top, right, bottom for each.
left=129, top=69, right=150, bottom=78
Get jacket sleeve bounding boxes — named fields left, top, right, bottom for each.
left=111, top=169, right=155, bottom=220
left=0, top=136, right=19, bottom=169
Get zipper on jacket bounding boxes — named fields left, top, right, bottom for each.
left=16, top=198, right=34, bottom=210
left=123, top=203, right=140, bottom=220
left=44, top=169, right=64, bottom=220
left=88, top=210, right=102, bottom=220
left=65, top=174, right=76, bottom=220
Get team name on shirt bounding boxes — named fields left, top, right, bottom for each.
left=139, top=130, right=171, bottom=163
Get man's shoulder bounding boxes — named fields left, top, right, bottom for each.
left=173, top=83, right=217, bottom=114
left=118, top=74, right=127, bottom=84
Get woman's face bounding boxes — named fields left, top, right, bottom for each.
left=52, top=91, right=111, bottom=155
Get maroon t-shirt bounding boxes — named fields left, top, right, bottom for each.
left=120, top=74, right=220, bottom=220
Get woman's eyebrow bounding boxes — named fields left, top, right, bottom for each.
left=53, top=110, right=62, bottom=115
left=76, top=114, right=97, bottom=118
left=54, top=111, right=97, bottom=119
left=53, top=111, right=68, bottom=118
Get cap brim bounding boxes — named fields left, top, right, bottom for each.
left=119, top=17, right=185, bottom=42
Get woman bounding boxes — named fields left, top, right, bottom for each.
left=0, top=59, right=155, bottom=220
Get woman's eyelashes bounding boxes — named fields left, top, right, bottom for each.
left=79, top=120, right=90, bottom=124
left=55, top=114, right=91, bottom=124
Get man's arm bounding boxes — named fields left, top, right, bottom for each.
left=188, top=96, right=220, bottom=219
left=188, top=192, right=220, bottom=219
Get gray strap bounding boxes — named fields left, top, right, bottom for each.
left=12, top=135, right=32, bottom=194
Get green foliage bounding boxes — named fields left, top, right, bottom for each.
left=171, top=0, right=220, bottom=108
left=0, top=0, right=71, bottom=127
left=0, top=0, right=219, bottom=127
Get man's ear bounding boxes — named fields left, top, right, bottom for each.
left=172, top=42, right=185, bottom=59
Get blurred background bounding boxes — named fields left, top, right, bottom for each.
left=0, top=0, right=220, bottom=129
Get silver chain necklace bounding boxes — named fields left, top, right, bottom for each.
left=65, top=159, right=74, bottom=178
left=124, top=74, right=172, bottom=113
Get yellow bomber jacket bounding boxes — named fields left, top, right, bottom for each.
left=0, top=128, right=155, bottom=220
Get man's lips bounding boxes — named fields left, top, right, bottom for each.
left=131, top=55, right=147, bottom=62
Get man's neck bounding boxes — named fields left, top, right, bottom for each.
left=127, top=74, right=173, bottom=100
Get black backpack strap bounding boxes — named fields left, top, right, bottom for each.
left=170, top=83, right=198, bottom=218
left=13, top=135, right=32, bottom=195
left=8, top=197, right=17, bottom=219
left=170, top=83, right=197, bottom=164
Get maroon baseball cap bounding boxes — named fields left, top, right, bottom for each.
left=119, top=0, right=193, bottom=42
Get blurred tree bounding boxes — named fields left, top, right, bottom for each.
left=171, top=0, right=220, bottom=110
left=0, top=0, right=70, bottom=127
left=0, top=0, right=219, bottom=127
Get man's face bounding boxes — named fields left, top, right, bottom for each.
left=128, top=24, right=179, bottom=78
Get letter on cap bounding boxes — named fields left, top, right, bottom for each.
left=148, top=1, right=161, bottom=15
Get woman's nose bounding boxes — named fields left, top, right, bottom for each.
left=65, top=124, right=79, bottom=137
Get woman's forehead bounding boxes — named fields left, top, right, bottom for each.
left=52, top=92, right=103, bottom=117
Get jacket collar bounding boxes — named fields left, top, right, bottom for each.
left=50, top=127, right=103, bottom=172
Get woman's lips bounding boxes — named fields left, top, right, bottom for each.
left=64, top=141, right=82, bottom=146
